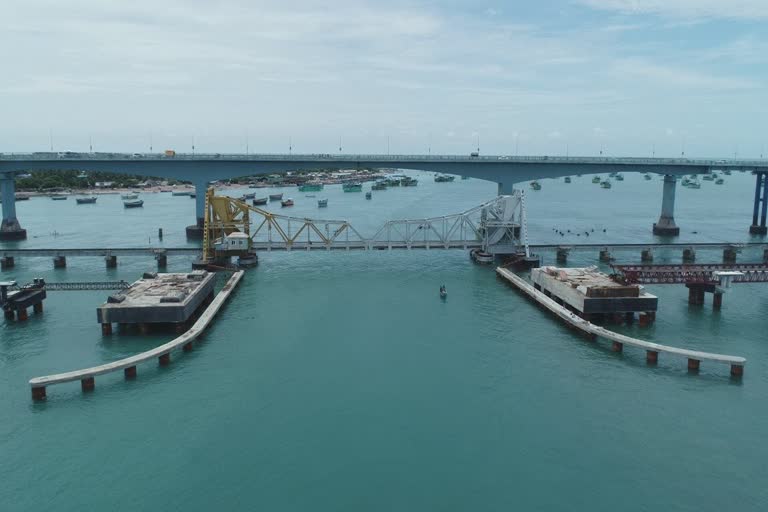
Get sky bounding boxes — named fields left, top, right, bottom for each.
left=0, top=0, right=766, bottom=157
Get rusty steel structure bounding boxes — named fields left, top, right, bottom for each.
left=613, top=263, right=768, bottom=285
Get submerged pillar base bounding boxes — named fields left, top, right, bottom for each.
left=652, top=222, right=680, bottom=236
left=749, top=225, right=768, bottom=235
left=31, top=386, right=46, bottom=401
left=0, top=227, right=27, bottom=241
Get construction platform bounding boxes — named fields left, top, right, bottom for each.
left=1, top=280, right=46, bottom=321
left=531, top=266, right=658, bottom=325
left=96, top=271, right=216, bottom=334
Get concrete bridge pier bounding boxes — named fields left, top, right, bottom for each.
left=683, top=247, right=696, bottom=263
left=186, top=179, right=209, bottom=240
left=105, top=255, right=117, bottom=268
left=749, top=172, right=768, bottom=235
left=0, top=172, right=27, bottom=241
left=653, top=175, right=680, bottom=236
left=1, top=256, right=14, bottom=270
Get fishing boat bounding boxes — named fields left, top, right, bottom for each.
left=298, top=182, right=323, bottom=192
left=123, top=199, right=144, bottom=208
left=372, top=182, right=387, bottom=191
left=600, top=180, right=612, bottom=189
left=434, top=174, right=455, bottom=183
left=241, top=192, right=256, bottom=199
left=252, top=197, right=268, bottom=206
left=592, top=176, right=601, bottom=184
left=365, top=191, right=372, bottom=200
left=564, top=177, right=571, bottom=183
left=159, top=188, right=172, bottom=193
left=51, top=195, right=68, bottom=200
left=172, top=190, right=193, bottom=196
left=609, top=172, right=618, bottom=178
left=715, top=178, right=725, bottom=185
left=189, top=193, right=196, bottom=198
left=14, top=194, right=30, bottom=201
left=723, top=170, right=732, bottom=175
left=682, top=177, right=691, bottom=186
left=317, top=199, right=328, bottom=208
left=688, top=180, right=701, bottom=189
left=703, top=174, right=714, bottom=181
left=615, top=174, right=624, bottom=181
left=644, top=173, right=652, bottom=180
left=76, top=196, right=97, bottom=204
left=530, top=181, right=541, bottom=190
left=343, top=183, right=363, bottom=192
left=385, top=178, right=401, bottom=187
left=269, top=193, right=284, bottom=200
left=439, top=285, right=447, bottom=299
left=121, top=193, right=139, bottom=200
left=401, top=177, right=418, bottom=186
left=281, top=198, right=294, bottom=207
left=305, top=194, right=316, bottom=198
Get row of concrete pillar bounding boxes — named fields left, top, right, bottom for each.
left=687, top=284, right=724, bottom=309
left=557, top=246, right=754, bottom=265
left=1, top=254, right=168, bottom=270
left=4, top=301, right=43, bottom=321
left=608, top=341, right=742, bottom=376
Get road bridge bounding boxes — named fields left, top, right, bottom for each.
left=2, top=152, right=768, bottom=241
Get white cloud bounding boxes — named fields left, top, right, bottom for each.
left=577, top=0, right=768, bottom=20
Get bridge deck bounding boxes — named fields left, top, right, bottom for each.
left=2, top=242, right=767, bottom=257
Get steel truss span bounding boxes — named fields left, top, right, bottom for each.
left=245, top=193, right=529, bottom=255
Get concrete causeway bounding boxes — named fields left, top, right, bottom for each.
left=29, top=270, right=244, bottom=400
left=496, top=267, right=746, bottom=376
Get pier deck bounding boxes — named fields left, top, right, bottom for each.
left=29, top=271, right=244, bottom=400
left=496, top=267, right=746, bottom=376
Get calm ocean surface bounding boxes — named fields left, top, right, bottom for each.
left=2, top=171, right=767, bottom=511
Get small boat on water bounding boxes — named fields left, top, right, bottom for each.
left=715, top=178, right=725, bottom=185
left=688, top=181, right=701, bottom=189
left=14, top=194, right=30, bottom=201
left=592, top=176, right=601, bottom=184
left=434, top=174, right=455, bottom=183
left=343, top=183, right=363, bottom=192
left=121, top=193, right=139, bottom=200
left=439, top=285, right=447, bottom=299
left=252, top=197, right=268, bottom=206
left=703, top=174, right=715, bottom=181
left=318, top=199, right=328, bottom=208
left=365, top=191, right=372, bottom=199
left=76, top=197, right=97, bottom=204
left=600, top=180, right=612, bottom=189
left=269, top=193, right=284, bottom=200
left=401, top=177, right=418, bottom=186
left=189, top=193, right=196, bottom=198
left=609, top=172, right=618, bottom=178
left=159, top=188, right=172, bottom=193
left=51, top=195, right=68, bottom=200
left=723, top=170, right=732, bottom=175
left=385, top=178, right=401, bottom=187
left=564, top=177, right=571, bottom=183
left=172, top=190, right=193, bottom=196
left=644, top=173, right=652, bottom=180
left=281, top=198, right=294, bottom=207
left=372, top=182, right=387, bottom=191
left=241, top=192, right=256, bottom=199
left=530, top=180, right=541, bottom=190
left=615, top=174, right=624, bottom=181
left=298, top=183, right=324, bottom=192
left=123, top=199, right=144, bottom=208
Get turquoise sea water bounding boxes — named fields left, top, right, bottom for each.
left=2, top=171, right=767, bottom=511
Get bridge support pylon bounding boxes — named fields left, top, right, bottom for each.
left=186, top=178, right=209, bottom=240
left=749, top=171, right=768, bottom=235
left=0, top=172, right=27, bottom=241
left=652, top=174, right=680, bottom=236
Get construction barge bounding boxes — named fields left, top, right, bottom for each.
left=531, top=266, right=658, bottom=326
left=97, top=271, right=216, bottom=335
